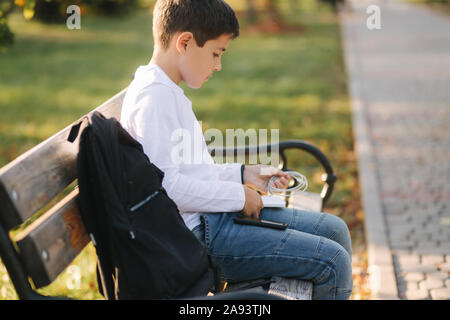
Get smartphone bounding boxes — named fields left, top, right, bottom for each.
left=233, top=214, right=288, bottom=230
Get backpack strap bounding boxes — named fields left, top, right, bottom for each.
left=208, top=254, right=224, bottom=293
left=96, top=258, right=116, bottom=300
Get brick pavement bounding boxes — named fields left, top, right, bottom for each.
left=339, top=0, right=450, bottom=299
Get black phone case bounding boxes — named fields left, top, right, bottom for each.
left=233, top=215, right=288, bottom=230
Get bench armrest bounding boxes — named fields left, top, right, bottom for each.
left=208, top=140, right=337, bottom=208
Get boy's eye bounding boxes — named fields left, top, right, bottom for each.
left=213, top=53, right=220, bottom=58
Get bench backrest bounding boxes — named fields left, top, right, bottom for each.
left=0, top=89, right=126, bottom=295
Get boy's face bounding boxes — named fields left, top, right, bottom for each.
left=178, top=33, right=233, bottom=89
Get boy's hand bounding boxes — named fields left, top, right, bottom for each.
left=242, top=186, right=264, bottom=219
left=243, top=165, right=290, bottom=195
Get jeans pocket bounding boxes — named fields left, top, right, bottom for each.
left=191, top=223, right=206, bottom=247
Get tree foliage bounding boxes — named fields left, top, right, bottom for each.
left=0, top=0, right=141, bottom=49
left=0, top=0, right=14, bottom=50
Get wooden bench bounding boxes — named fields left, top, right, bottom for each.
left=0, top=89, right=336, bottom=300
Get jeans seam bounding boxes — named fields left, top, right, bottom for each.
left=329, top=246, right=343, bottom=265
left=313, top=236, right=324, bottom=260
left=310, top=240, right=343, bottom=289
left=328, top=230, right=338, bottom=243
left=273, top=229, right=291, bottom=256
left=312, top=212, right=326, bottom=235
left=288, top=207, right=298, bottom=228
left=336, top=288, right=352, bottom=294
left=200, top=215, right=211, bottom=249
left=331, top=267, right=337, bottom=299
left=329, top=249, right=344, bottom=299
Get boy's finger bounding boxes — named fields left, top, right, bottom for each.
left=272, top=178, right=286, bottom=189
left=280, top=179, right=289, bottom=188
left=274, top=170, right=290, bottom=179
left=273, top=175, right=289, bottom=185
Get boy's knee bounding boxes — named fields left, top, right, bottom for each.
left=314, top=239, right=353, bottom=299
left=335, top=246, right=352, bottom=280
left=333, top=247, right=353, bottom=299
left=328, top=214, right=352, bottom=256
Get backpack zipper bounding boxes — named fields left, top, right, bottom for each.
left=129, top=188, right=161, bottom=212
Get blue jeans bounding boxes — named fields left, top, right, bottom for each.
left=191, top=207, right=353, bottom=300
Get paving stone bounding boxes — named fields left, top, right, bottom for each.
left=391, top=240, right=415, bottom=250
left=409, top=233, right=430, bottom=242
left=423, top=224, right=444, bottom=235
left=403, top=288, right=430, bottom=300
left=429, top=232, right=448, bottom=242
left=390, top=235, right=412, bottom=243
left=440, top=217, right=450, bottom=227
left=386, top=214, right=412, bottom=225
left=438, top=262, right=450, bottom=272
left=389, top=224, right=416, bottom=235
left=414, top=246, right=446, bottom=255
left=411, top=229, right=432, bottom=237
left=419, top=278, right=445, bottom=291
left=417, top=241, right=440, bottom=251
left=403, top=272, right=425, bottom=282
left=426, top=271, right=448, bottom=282
left=397, top=264, right=437, bottom=274
left=421, top=255, right=445, bottom=266
left=396, top=252, right=420, bottom=266
left=437, top=241, right=450, bottom=254
left=410, top=215, right=430, bottom=226
left=430, top=287, right=450, bottom=300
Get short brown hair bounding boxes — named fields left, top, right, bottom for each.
left=153, top=0, right=240, bottom=50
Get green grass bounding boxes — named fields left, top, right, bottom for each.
left=0, top=2, right=363, bottom=299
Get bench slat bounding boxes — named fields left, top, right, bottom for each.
left=0, top=89, right=126, bottom=230
left=15, top=188, right=89, bottom=288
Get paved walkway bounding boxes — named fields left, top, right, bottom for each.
left=339, top=0, right=450, bottom=299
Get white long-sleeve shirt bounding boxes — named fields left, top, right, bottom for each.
left=120, top=63, right=246, bottom=230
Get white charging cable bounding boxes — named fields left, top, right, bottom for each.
left=267, top=171, right=308, bottom=196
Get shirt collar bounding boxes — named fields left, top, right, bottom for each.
left=147, top=62, right=184, bottom=95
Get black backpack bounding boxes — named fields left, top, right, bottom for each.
left=75, top=111, right=217, bottom=299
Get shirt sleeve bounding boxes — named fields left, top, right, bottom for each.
left=214, top=163, right=244, bottom=184
left=129, top=85, right=245, bottom=213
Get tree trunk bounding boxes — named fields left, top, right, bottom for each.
left=246, top=0, right=257, bottom=22
left=265, top=0, right=283, bottom=24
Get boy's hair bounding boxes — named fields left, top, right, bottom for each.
left=153, top=0, right=240, bottom=50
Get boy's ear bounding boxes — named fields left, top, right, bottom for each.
left=175, top=31, right=194, bottom=55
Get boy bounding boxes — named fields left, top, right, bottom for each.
left=120, top=0, right=352, bottom=299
